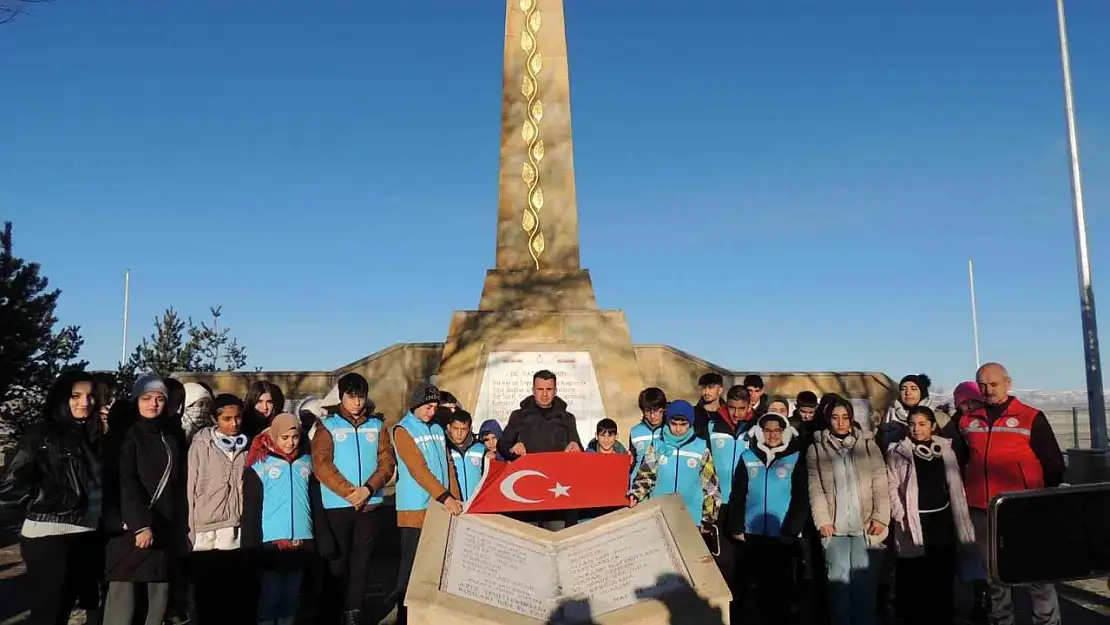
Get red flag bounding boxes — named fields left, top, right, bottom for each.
left=465, top=452, right=629, bottom=514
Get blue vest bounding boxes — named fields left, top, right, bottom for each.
left=394, top=413, right=451, bottom=512
left=629, top=421, right=664, bottom=485
left=651, top=436, right=710, bottom=527
left=318, top=414, right=384, bottom=509
left=739, top=448, right=799, bottom=536
left=708, top=421, right=754, bottom=504
left=449, top=441, right=486, bottom=502
left=250, top=454, right=314, bottom=543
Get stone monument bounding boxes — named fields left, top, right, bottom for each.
left=406, top=496, right=732, bottom=624
left=435, top=0, right=644, bottom=443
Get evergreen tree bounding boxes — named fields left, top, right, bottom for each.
left=0, top=222, right=87, bottom=447
left=117, top=306, right=250, bottom=392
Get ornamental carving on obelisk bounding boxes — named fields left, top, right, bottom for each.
left=518, top=0, right=546, bottom=268
left=493, top=0, right=583, bottom=275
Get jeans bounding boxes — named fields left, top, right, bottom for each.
left=971, top=509, right=1060, bottom=625
left=257, top=569, right=303, bottom=624
left=823, top=535, right=881, bottom=625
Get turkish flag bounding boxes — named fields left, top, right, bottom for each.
left=465, top=452, right=630, bottom=514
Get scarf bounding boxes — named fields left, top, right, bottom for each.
left=212, top=429, right=249, bottom=454
left=661, top=426, right=695, bottom=450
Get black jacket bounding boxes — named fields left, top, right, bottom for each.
left=497, top=396, right=582, bottom=460
left=103, top=413, right=187, bottom=582
left=0, top=416, right=102, bottom=526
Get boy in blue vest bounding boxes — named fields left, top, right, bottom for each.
left=393, top=382, right=463, bottom=625
left=444, top=409, right=487, bottom=502
left=706, top=384, right=757, bottom=620
left=628, top=388, right=666, bottom=481
left=726, top=411, right=808, bottom=624
left=628, top=400, right=721, bottom=534
left=242, top=412, right=315, bottom=625
left=310, top=373, right=396, bottom=625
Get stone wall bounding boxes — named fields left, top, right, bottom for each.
left=178, top=342, right=896, bottom=424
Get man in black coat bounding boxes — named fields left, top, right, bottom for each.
left=496, top=369, right=583, bottom=530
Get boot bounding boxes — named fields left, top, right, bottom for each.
left=968, top=580, right=989, bottom=624
left=342, top=608, right=363, bottom=625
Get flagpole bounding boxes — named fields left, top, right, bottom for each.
left=121, top=269, right=130, bottom=365
left=969, top=258, right=981, bottom=369
left=1056, top=0, right=1107, bottom=450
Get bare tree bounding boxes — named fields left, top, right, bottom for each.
left=1, top=0, right=54, bottom=25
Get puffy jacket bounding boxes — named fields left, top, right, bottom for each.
left=242, top=449, right=314, bottom=546
left=186, top=427, right=247, bottom=537
left=0, top=418, right=101, bottom=527
left=497, top=396, right=582, bottom=460
left=959, top=398, right=1062, bottom=509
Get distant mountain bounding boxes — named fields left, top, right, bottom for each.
left=1011, top=389, right=1107, bottom=408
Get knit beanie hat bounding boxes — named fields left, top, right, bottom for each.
left=267, top=412, right=301, bottom=439
left=899, top=374, right=932, bottom=399
left=664, top=399, right=695, bottom=422
left=409, top=382, right=441, bottom=413
left=953, top=381, right=984, bottom=407
left=132, top=373, right=168, bottom=400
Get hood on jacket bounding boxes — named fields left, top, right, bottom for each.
left=587, top=439, right=629, bottom=454
left=478, top=419, right=503, bottom=438
left=748, top=412, right=802, bottom=465
left=518, top=395, right=569, bottom=414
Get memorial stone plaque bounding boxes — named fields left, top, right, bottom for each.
left=473, top=351, right=605, bottom=444
left=438, top=507, right=689, bottom=622
left=440, top=516, right=557, bottom=619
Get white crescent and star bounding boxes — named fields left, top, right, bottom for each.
left=500, top=470, right=572, bottom=503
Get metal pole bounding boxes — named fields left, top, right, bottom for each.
left=1057, top=0, right=1107, bottom=450
left=1073, top=406, right=1080, bottom=448
left=969, top=258, right=981, bottom=369
left=121, top=269, right=131, bottom=365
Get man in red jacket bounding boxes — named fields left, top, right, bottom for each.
left=955, top=362, right=1064, bottom=625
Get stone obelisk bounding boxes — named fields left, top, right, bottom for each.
left=480, top=0, right=597, bottom=311
left=437, top=0, right=642, bottom=439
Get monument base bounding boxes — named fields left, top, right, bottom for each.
left=479, top=269, right=600, bottom=311
left=406, top=497, right=731, bottom=625
left=435, top=309, right=643, bottom=439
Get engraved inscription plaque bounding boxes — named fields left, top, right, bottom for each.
left=438, top=507, right=689, bottom=622
left=555, top=511, right=689, bottom=619
left=473, top=351, right=605, bottom=444
left=440, top=516, right=557, bottom=619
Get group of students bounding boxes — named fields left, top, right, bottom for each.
left=613, top=370, right=1065, bottom=625
left=0, top=370, right=482, bottom=625
left=0, top=363, right=1065, bottom=625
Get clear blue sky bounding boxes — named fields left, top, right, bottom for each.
left=4, top=0, right=1109, bottom=391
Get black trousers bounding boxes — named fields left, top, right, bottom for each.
left=711, top=510, right=749, bottom=624
left=896, top=546, right=957, bottom=625
left=192, top=549, right=255, bottom=624
left=20, top=532, right=102, bottom=625
left=395, top=527, right=422, bottom=625
left=325, top=506, right=385, bottom=612
left=745, top=535, right=797, bottom=624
